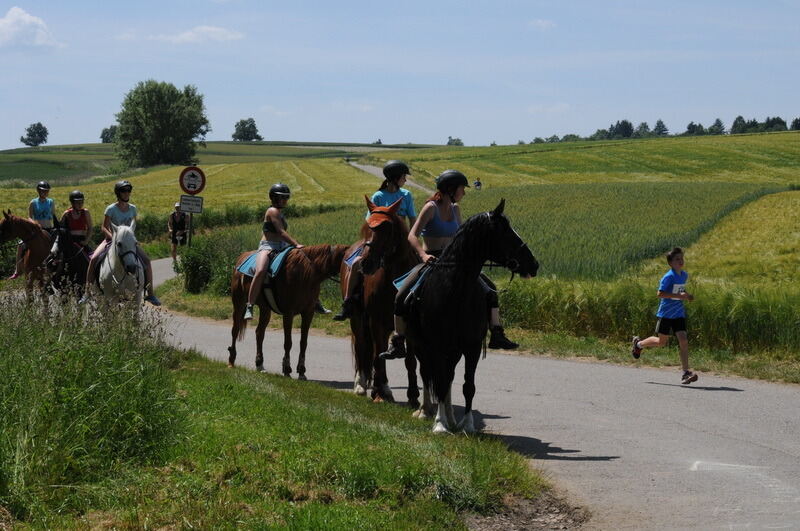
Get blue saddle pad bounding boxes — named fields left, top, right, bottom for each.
left=393, top=264, right=430, bottom=292
left=237, top=246, right=295, bottom=278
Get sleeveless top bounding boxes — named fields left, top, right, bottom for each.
left=263, top=211, right=287, bottom=234
left=170, top=211, right=187, bottom=231
left=420, top=201, right=459, bottom=238
left=63, top=208, right=89, bottom=235
left=30, top=197, right=54, bottom=228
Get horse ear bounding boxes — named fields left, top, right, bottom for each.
left=3, top=210, right=9, bottom=220
left=111, top=223, right=118, bottom=234
left=130, top=220, right=136, bottom=234
left=387, top=197, right=403, bottom=216
left=365, top=195, right=377, bottom=213
left=491, top=199, right=506, bottom=218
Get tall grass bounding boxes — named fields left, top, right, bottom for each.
left=0, top=299, right=181, bottom=519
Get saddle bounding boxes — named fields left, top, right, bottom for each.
left=236, top=246, right=295, bottom=315
left=393, top=263, right=431, bottom=317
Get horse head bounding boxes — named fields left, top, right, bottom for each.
left=487, top=199, right=539, bottom=278
left=111, top=223, right=140, bottom=275
left=361, top=196, right=404, bottom=275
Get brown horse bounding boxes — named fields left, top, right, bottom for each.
left=0, top=210, right=52, bottom=297
left=228, top=243, right=348, bottom=378
left=343, top=197, right=420, bottom=404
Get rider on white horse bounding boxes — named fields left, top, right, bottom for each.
left=79, top=180, right=161, bottom=305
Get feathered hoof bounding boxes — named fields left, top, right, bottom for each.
left=354, top=384, right=367, bottom=396
left=256, top=365, right=266, bottom=373
left=372, top=395, right=384, bottom=403
left=227, top=362, right=235, bottom=368
left=297, top=374, right=307, bottom=381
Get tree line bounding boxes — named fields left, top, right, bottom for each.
left=15, top=79, right=800, bottom=161
left=515, top=115, right=800, bottom=145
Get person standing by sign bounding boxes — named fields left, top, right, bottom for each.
left=168, top=202, right=187, bottom=261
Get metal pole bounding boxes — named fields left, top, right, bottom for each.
left=188, top=213, right=193, bottom=246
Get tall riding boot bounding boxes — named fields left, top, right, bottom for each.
left=379, top=332, right=407, bottom=360
left=488, top=325, right=518, bottom=349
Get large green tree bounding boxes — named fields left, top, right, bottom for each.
left=20, top=122, right=48, bottom=147
left=231, top=118, right=263, bottom=141
left=115, top=80, right=210, bottom=167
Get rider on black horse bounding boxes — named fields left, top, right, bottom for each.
left=380, top=169, right=518, bottom=360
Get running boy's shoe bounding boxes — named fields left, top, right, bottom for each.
left=681, top=370, right=698, bottom=385
left=631, top=336, right=642, bottom=359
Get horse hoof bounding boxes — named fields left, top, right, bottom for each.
left=372, top=395, right=384, bottom=404
left=355, top=384, right=367, bottom=396
left=298, top=374, right=307, bottom=381
left=283, top=373, right=292, bottom=378
left=256, top=365, right=266, bottom=373
left=432, top=422, right=450, bottom=434
left=408, top=399, right=421, bottom=410
left=227, top=363, right=235, bottom=368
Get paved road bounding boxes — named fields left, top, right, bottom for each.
left=348, top=161, right=434, bottom=194
left=152, top=258, right=800, bottom=529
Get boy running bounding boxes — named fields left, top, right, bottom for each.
left=631, top=247, right=698, bottom=385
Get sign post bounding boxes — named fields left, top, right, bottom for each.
left=179, top=166, right=206, bottom=246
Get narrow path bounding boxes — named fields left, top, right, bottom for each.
left=348, top=161, right=434, bottom=194
left=152, top=258, right=800, bottom=530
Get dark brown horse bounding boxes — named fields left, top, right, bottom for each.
left=0, top=210, right=52, bottom=298
left=228, top=243, right=348, bottom=378
left=343, top=197, right=420, bottom=404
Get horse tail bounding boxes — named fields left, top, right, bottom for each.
left=231, top=271, right=248, bottom=342
left=351, top=314, right=374, bottom=386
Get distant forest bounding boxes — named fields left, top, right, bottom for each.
left=506, top=115, right=800, bottom=146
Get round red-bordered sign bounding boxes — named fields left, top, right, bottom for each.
left=179, top=166, right=206, bottom=195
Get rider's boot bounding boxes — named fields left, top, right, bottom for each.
left=78, top=285, right=92, bottom=304
left=332, top=296, right=357, bottom=321
left=243, top=303, right=254, bottom=320
left=315, top=300, right=332, bottom=315
left=488, top=326, right=519, bottom=349
left=379, top=332, right=407, bottom=360
left=144, top=292, right=162, bottom=306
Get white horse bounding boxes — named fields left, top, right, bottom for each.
left=98, top=223, right=145, bottom=306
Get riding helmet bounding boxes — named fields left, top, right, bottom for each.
left=36, top=180, right=51, bottom=191
left=114, top=180, right=133, bottom=196
left=435, top=170, right=469, bottom=192
left=382, top=160, right=411, bottom=181
left=269, top=183, right=291, bottom=201
left=69, top=190, right=85, bottom=202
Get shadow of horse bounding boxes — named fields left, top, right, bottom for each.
left=406, top=200, right=540, bottom=433
left=343, top=197, right=421, bottom=404
left=0, top=210, right=52, bottom=300
left=228, top=244, right=348, bottom=378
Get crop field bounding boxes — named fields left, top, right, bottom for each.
left=0, top=158, right=387, bottom=218
left=365, top=132, right=800, bottom=187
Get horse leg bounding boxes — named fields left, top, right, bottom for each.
left=433, top=395, right=451, bottom=434
left=228, top=314, right=240, bottom=368
left=296, top=311, right=313, bottom=381
left=404, top=344, right=420, bottom=410
left=281, top=314, right=293, bottom=377
left=255, top=304, right=270, bottom=372
left=459, top=350, right=480, bottom=433
left=444, top=386, right=458, bottom=431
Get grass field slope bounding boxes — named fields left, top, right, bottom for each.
left=366, top=131, right=800, bottom=187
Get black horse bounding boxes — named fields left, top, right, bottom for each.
left=49, top=222, right=90, bottom=298
left=405, top=199, right=538, bottom=433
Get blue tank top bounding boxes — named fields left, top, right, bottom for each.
left=30, top=197, right=54, bottom=222
left=420, top=201, right=459, bottom=238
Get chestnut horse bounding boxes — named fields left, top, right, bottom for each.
left=343, top=197, right=420, bottom=404
left=228, top=243, right=348, bottom=378
left=0, top=210, right=52, bottom=297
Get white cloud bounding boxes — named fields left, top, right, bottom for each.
left=0, top=6, right=60, bottom=48
left=529, top=18, right=556, bottom=31
left=260, top=105, right=291, bottom=117
left=149, top=25, right=244, bottom=44
left=526, top=103, right=571, bottom=114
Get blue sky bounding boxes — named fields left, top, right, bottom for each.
left=1, top=1, right=798, bottom=150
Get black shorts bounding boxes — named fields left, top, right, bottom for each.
left=171, top=232, right=187, bottom=246
left=655, top=317, right=687, bottom=336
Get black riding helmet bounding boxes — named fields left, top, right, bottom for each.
left=435, top=170, right=469, bottom=192
left=69, top=190, right=85, bottom=202
left=36, top=180, right=51, bottom=191
left=269, top=183, right=291, bottom=205
left=382, top=160, right=411, bottom=182
left=114, top=180, right=133, bottom=200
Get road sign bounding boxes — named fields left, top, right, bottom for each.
left=179, top=194, right=204, bottom=214
left=179, top=166, right=206, bottom=195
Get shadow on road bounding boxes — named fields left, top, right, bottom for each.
left=496, top=433, right=620, bottom=461
left=645, top=381, right=743, bottom=392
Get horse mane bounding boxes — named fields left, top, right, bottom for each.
left=284, top=244, right=348, bottom=282
left=438, top=211, right=492, bottom=265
